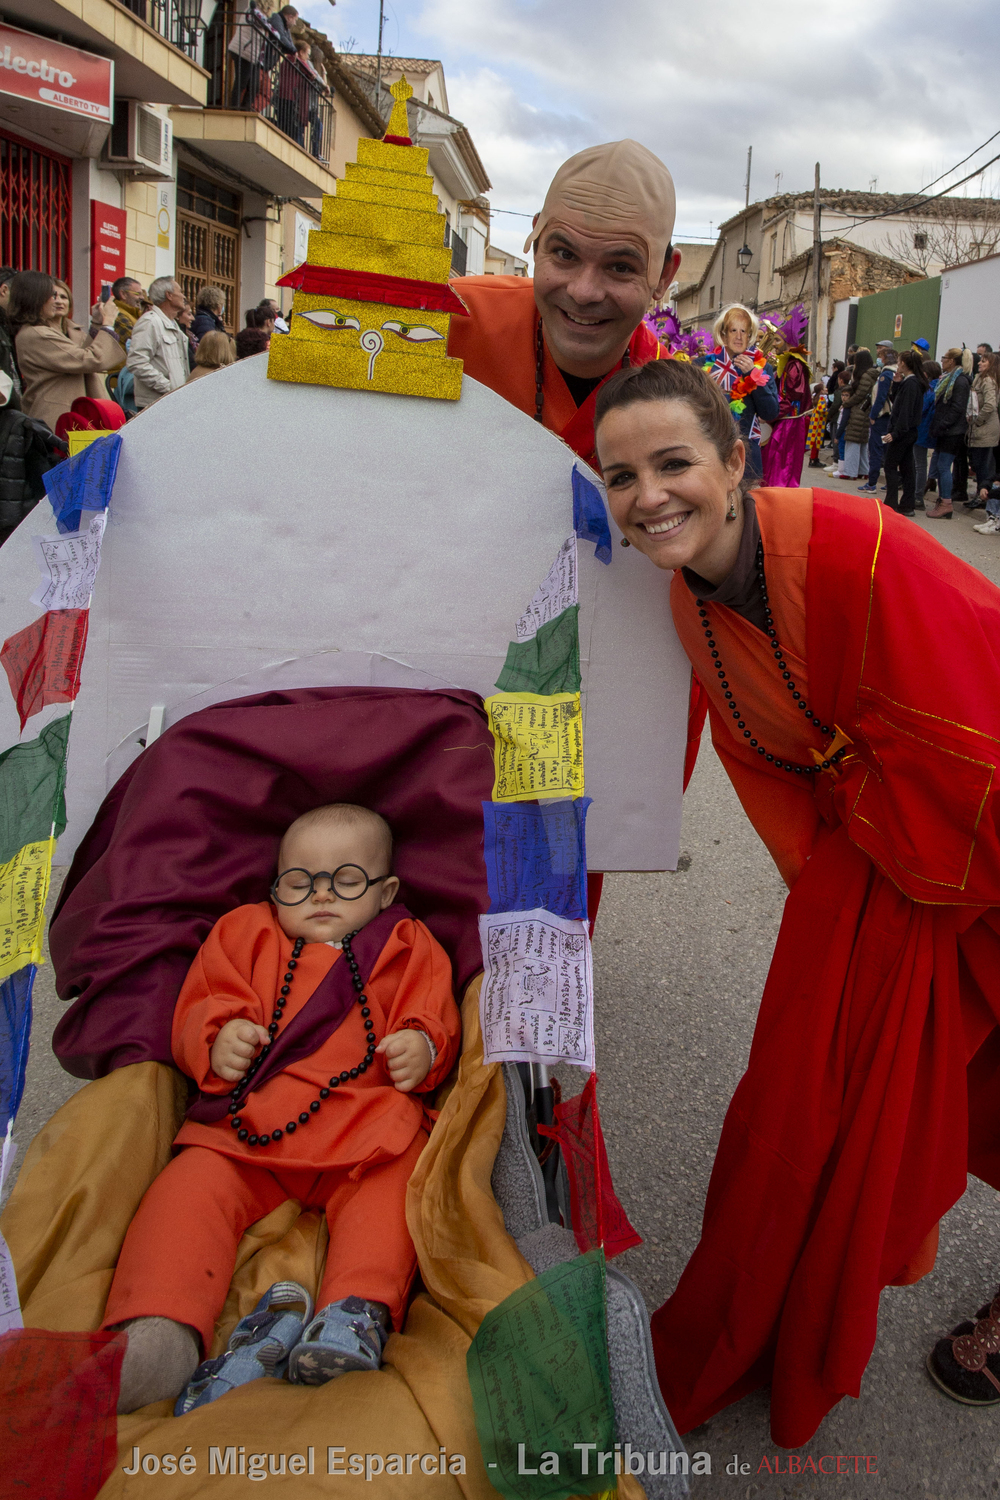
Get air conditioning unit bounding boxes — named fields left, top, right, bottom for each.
left=106, top=100, right=173, bottom=178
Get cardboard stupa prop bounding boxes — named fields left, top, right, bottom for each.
left=269, top=75, right=467, bottom=400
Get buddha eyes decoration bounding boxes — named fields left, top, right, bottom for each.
left=298, top=310, right=444, bottom=380
left=299, top=310, right=361, bottom=331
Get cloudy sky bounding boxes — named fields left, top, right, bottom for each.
left=299, top=0, right=1000, bottom=257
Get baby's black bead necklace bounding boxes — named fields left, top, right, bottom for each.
left=697, top=539, right=848, bottom=777
left=227, top=929, right=377, bottom=1149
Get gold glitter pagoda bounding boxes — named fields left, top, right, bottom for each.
left=267, top=76, right=467, bottom=401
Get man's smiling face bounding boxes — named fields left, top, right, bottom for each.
left=533, top=222, right=665, bottom=379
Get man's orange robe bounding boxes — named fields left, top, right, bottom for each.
left=654, top=488, right=1000, bottom=1447
left=447, top=275, right=665, bottom=467
left=102, top=908, right=459, bottom=1343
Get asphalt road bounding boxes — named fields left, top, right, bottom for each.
left=8, top=460, right=1000, bottom=1499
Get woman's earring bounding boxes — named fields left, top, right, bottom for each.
left=727, top=492, right=738, bottom=520
left=620, top=536, right=631, bottom=548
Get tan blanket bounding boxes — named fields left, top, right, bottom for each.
left=2, top=983, right=521, bottom=1496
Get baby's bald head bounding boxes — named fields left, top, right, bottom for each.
left=280, top=803, right=393, bottom=873
left=274, top=804, right=398, bottom=943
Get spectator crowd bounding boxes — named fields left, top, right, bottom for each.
left=0, top=265, right=284, bottom=541
left=818, top=336, right=1000, bottom=533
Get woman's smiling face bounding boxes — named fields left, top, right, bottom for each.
left=596, top=397, right=746, bottom=581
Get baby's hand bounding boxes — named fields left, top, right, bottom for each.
left=376, top=1030, right=432, bottom=1092
left=210, top=1018, right=271, bottom=1082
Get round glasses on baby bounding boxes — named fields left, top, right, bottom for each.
left=270, top=866, right=390, bottom=906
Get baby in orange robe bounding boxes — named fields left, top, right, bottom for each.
left=105, top=803, right=460, bottom=1414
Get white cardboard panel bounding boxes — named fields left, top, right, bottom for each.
left=0, top=359, right=689, bottom=869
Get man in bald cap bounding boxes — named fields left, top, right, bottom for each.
left=448, top=140, right=680, bottom=467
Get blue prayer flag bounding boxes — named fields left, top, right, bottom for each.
left=0, top=965, right=35, bottom=1128
left=43, top=433, right=122, bottom=535
left=482, top=798, right=591, bottom=919
left=571, top=467, right=612, bottom=565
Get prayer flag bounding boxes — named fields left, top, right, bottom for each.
left=0, top=715, right=70, bottom=865
left=538, top=1073, right=642, bottom=1259
left=42, top=432, right=121, bottom=535
left=0, top=1329, right=126, bottom=1500
left=572, top=468, right=611, bottom=565
left=495, top=607, right=581, bottom=696
left=479, top=908, right=594, bottom=1069
left=515, top=536, right=577, bottom=641
left=29, top=513, right=106, bottom=614
left=467, top=1250, right=616, bottom=1500
left=1, top=610, right=89, bottom=731
left=0, top=840, right=54, bottom=982
left=0, top=964, right=34, bottom=1131
left=0, top=1230, right=21, bottom=1334
left=486, top=693, right=584, bottom=803
left=482, top=799, right=591, bottom=919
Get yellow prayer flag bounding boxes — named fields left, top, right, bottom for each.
left=0, top=838, right=53, bottom=981
left=485, top=692, right=584, bottom=803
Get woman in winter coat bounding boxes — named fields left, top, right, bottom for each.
left=927, top=347, right=973, bottom=520
left=915, top=359, right=941, bottom=504
left=839, top=349, right=877, bottom=478
left=10, top=271, right=120, bottom=434
left=881, top=349, right=927, bottom=516
left=967, top=350, right=1000, bottom=505
left=192, top=286, right=227, bottom=342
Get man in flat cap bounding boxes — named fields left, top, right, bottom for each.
left=449, top=140, right=681, bottom=466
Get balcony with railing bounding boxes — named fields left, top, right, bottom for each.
left=202, top=16, right=334, bottom=166
left=117, top=0, right=205, bottom=60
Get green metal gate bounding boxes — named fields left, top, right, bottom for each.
left=853, top=276, right=941, bottom=357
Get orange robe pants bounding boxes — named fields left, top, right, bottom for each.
left=103, top=1131, right=427, bottom=1353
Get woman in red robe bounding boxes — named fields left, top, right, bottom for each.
left=592, top=356, right=1000, bottom=1446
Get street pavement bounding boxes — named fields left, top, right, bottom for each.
left=8, top=457, right=1000, bottom=1498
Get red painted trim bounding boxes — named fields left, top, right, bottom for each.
left=277, top=262, right=469, bottom=315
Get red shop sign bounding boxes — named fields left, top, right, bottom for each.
left=90, top=202, right=127, bottom=305
left=0, top=22, right=113, bottom=122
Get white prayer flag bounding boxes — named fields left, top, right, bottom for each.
left=478, top=907, right=594, bottom=1069
left=29, top=512, right=107, bottom=613
left=514, top=535, right=578, bottom=641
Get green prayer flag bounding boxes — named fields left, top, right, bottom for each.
left=0, top=715, right=70, bottom=864
left=495, top=607, right=581, bottom=696
left=467, top=1249, right=616, bottom=1500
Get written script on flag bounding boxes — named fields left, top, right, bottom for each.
left=482, top=798, right=591, bottom=920
left=29, top=512, right=106, bottom=613
left=486, top=693, right=584, bottom=803
left=0, top=840, right=52, bottom=980
left=478, top=908, right=594, bottom=1069
left=514, top=535, right=577, bottom=641
left=466, top=1251, right=616, bottom=1500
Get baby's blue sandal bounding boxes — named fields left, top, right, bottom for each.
left=287, top=1296, right=390, bottom=1385
left=174, top=1281, right=314, bottom=1414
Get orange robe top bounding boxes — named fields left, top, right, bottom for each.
left=448, top=275, right=666, bottom=466
left=172, top=905, right=460, bottom=1172
left=670, top=487, right=830, bottom=888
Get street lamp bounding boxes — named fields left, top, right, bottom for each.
left=737, top=242, right=753, bottom=271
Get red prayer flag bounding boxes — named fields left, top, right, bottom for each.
left=0, top=1328, right=125, bottom=1499
left=1, top=610, right=89, bottom=731
left=538, top=1072, right=642, bottom=1258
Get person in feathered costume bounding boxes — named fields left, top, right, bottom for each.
left=759, top=305, right=813, bottom=487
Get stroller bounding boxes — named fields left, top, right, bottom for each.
left=4, top=683, right=687, bottom=1498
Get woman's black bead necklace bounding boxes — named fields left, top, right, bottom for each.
left=228, top=930, right=377, bottom=1149
left=533, top=318, right=630, bottom=423
left=696, top=539, right=848, bottom=777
